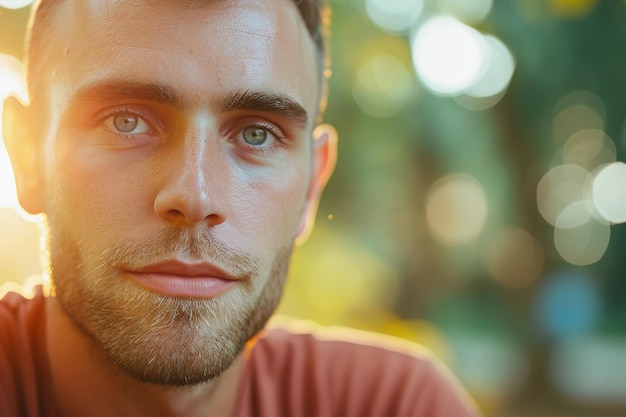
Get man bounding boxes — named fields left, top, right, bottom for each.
left=0, top=0, right=480, bottom=415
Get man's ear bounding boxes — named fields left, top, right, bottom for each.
left=296, top=123, right=337, bottom=245
left=2, top=95, right=45, bottom=215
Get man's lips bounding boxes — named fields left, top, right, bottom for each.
left=124, top=260, right=238, bottom=299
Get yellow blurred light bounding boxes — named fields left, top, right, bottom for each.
left=486, top=228, right=544, bottom=288
left=548, top=0, right=599, bottom=18
left=411, top=16, right=488, bottom=96
left=554, top=215, right=609, bottom=266
left=0, top=0, right=34, bottom=9
left=283, top=230, right=399, bottom=325
left=0, top=146, right=17, bottom=209
left=437, top=0, right=493, bottom=24
left=352, top=53, right=415, bottom=118
left=537, top=164, right=592, bottom=226
left=426, top=173, right=488, bottom=246
left=365, top=0, right=424, bottom=34
left=380, top=319, right=452, bottom=360
left=563, top=129, right=616, bottom=171
left=592, top=162, right=626, bottom=224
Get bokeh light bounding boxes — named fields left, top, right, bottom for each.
left=464, top=35, right=515, bottom=99
left=554, top=211, right=610, bottom=265
left=365, top=0, right=424, bottom=34
left=437, top=0, right=493, bottom=24
left=410, top=15, right=514, bottom=109
left=551, top=335, right=626, bottom=404
left=411, top=16, right=488, bottom=96
left=562, top=129, right=616, bottom=171
left=592, top=162, right=626, bottom=224
left=0, top=0, right=34, bottom=9
left=352, top=53, right=415, bottom=118
left=426, top=173, right=488, bottom=246
left=486, top=228, right=544, bottom=288
left=456, top=35, right=515, bottom=110
left=537, top=164, right=592, bottom=227
left=283, top=230, right=399, bottom=324
left=548, top=0, right=600, bottom=18
left=552, top=91, right=606, bottom=148
left=535, top=268, right=602, bottom=339
left=447, top=333, right=527, bottom=400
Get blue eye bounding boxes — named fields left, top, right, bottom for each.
left=242, top=126, right=269, bottom=145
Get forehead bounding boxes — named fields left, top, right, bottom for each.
left=44, top=0, right=319, bottom=120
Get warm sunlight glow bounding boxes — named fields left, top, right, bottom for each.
left=0, top=54, right=27, bottom=209
left=0, top=144, right=17, bottom=209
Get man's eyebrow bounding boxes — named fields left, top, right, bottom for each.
left=69, top=82, right=309, bottom=125
left=218, top=90, right=309, bottom=126
left=70, top=80, right=182, bottom=108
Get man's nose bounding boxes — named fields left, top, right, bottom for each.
left=153, top=133, right=228, bottom=227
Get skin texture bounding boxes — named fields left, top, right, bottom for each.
left=3, top=0, right=337, bottom=416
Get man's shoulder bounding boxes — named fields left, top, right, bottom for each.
left=0, top=283, right=46, bottom=330
left=241, top=317, right=480, bottom=417
left=0, top=284, right=48, bottom=417
left=259, top=316, right=436, bottom=367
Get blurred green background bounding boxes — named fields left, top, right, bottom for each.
left=2, top=0, right=626, bottom=416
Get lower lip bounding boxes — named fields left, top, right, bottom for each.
left=126, top=272, right=236, bottom=299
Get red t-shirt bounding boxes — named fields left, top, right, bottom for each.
left=0, top=289, right=480, bottom=416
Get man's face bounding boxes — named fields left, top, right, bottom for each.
left=26, top=0, right=325, bottom=385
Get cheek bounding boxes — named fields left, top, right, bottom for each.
left=230, top=163, right=309, bottom=245
left=46, top=148, right=150, bottom=242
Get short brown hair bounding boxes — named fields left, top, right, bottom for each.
left=24, top=0, right=331, bottom=121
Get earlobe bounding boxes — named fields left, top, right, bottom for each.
left=2, top=95, right=45, bottom=215
left=295, top=123, right=338, bottom=245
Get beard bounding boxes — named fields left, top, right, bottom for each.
left=45, top=220, right=292, bottom=387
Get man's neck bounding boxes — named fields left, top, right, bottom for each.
left=45, top=297, right=246, bottom=417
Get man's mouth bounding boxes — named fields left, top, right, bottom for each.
left=124, top=260, right=238, bottom=299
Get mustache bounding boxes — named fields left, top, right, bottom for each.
left=98, top=227, right=262, bottom=280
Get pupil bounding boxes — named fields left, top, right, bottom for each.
left=114, top=114, right=138, bottom=133
left=244, top=127, right=267, bottom=145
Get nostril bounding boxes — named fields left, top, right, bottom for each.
left=154, top=195, right=227, bottom=226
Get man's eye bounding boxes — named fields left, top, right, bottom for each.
left=242, top=126, right=270, bottom=146
left=104, top=112, right=151, bottom=134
